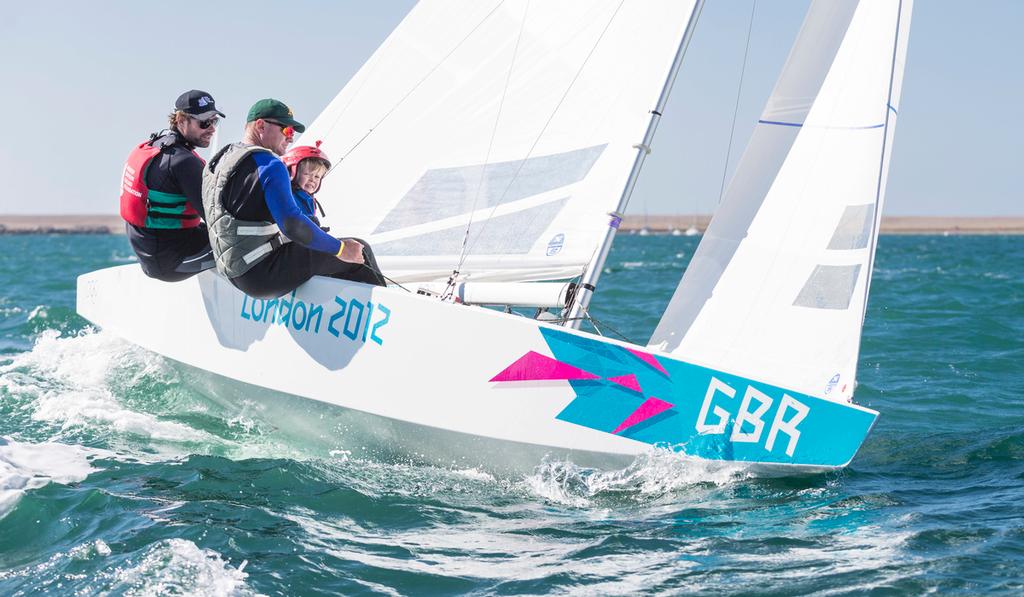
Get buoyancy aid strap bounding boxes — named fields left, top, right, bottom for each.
left=147, top=190, right=194, bottom=211
left=241, top=243, right=273, bottom=265
left=240, top=232, right=288, bottom=264
left=237, top=223, right=280, bottom=236
left=145, top=189, right=200, bottom=228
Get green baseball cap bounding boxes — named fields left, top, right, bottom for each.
left=246, top=98, right=306, bottom=133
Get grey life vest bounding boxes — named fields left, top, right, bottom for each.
left=202, top=143, right=290, bottom=279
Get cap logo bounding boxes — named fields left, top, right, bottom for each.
left=287, top=107, right=293, bottom=117
left=198, top=96, right=212, bottom=107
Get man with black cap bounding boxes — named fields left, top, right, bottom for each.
left=202, top=98, right=384, bottom=299
left=119, top=90, right=226, bottom=282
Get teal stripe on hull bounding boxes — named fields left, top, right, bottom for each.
left=539, top=327, right=876, bottom=468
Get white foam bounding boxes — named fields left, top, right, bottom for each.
left=33, top=389, right=207, bottom=442
left=69, top=539, right=113, bottom=560
left=451, top=468, right=496, bottom=483
left=524, top=448, right=751, bottom=507
left=0, top=438, right=114, bottom=518
left=0, top=537, right=256, bottom=596
left=3, top=328, right=157, bottom=388
left=106, top=539, right=255, bottom=597
left=1, top=329, right=210, bottom=444
left=0, top=305, right=24, bottom=317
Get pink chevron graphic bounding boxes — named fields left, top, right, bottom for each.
left=490, top=351, right=600, bottom=383
left=627, top=348, right=669, bottom=377
left=607, top=373, right=642, bottom=394
left=612, top=397, right=674, bottom=434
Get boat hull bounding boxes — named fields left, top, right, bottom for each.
left=76, top=266, right=877, bottom=472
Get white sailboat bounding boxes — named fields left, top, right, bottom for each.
left=79, top=0, right=912, bottom=472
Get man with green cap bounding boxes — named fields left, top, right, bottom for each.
left=201, top=99, right=384, bottom=299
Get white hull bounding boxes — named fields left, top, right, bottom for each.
left=77, top=266, right=877, bottom=472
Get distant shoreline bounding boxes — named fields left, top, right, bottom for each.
left=1, top=214, right=1022, bottom=235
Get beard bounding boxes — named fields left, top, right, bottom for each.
left=190, top=132, right=213, bottom=148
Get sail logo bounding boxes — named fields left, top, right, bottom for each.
left=198, top=96, right=212, bottom=107
left=825, top=373, right=840, bottom=395
left=696, top=377, right=810, bottom=457
left=546, top=233, right=565, bottom=256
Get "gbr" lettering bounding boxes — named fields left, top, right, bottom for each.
left=695, top=377, right=810, bottom=457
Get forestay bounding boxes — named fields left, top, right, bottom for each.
left=649, top=0, right=913, bottom=402
left=300, top=0, right=699, bottom=283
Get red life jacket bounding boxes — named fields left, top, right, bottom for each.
left=119, top=138, right=204, bottom=229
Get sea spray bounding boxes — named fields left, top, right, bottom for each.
left=0, top=439, right=114, bottom=518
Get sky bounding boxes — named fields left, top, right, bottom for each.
left=0, top=1, right=1020, bottom=217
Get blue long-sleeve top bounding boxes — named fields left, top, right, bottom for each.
left=221, top=150, right=341, bottom=255
left=292, top=188, right=319, bottom=222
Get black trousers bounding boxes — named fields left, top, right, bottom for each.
left=231, top=238, right=385, bottom=299
left=127, top=223, right=215, bottom=282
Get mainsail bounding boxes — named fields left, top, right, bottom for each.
left=300, top=0, right=700, bottom=283
left=649, top=0, right=913, bottom=402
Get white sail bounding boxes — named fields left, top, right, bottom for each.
left=300, top=0, right=700, bottom=283
left=649, top=0, right=913, bottom=402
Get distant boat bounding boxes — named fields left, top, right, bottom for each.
left=684, top=225, right=699, bottom=236
left=80, top=0, right=911, bottom=473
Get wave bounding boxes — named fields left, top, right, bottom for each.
left=109, top=251, right=138, bottom=263
left=0, top=329, right=211, bottom=448
left=0, top=438, right=114, bottom=519
left=0, top=537, right=254, bottom=596
left=0, top=328, right=384, bottom=465
left=523, top=449, right=752, bottom=507
left=102, top=539, right=254, bottom=596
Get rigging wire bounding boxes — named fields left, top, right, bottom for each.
left=558, top=311, right=639, bottom=346
left=324, top=1, right=508, bottom=174
left=365, top=266, right=412, bottom=293
left=311, top=1, right=636, bottom=326
left=450, top=0, right=628, bottom=274
left=716, top=0, right=758, bottom=204
left=314, top=1, right=627, bottom=309
left=442, top=0, right=531, bottom=300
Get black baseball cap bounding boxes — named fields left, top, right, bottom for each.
left=175, top=90, right=226, bottom=120
left=246, top=98, right=306, bottom=133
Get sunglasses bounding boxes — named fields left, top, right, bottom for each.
left=190, top=116, right=219, bottom=129
left=263, top=120, right=296, bottom=139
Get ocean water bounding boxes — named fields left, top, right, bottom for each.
left=0, top=233, right=1021, bottom=595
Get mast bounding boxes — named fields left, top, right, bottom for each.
left=563, top=0, right=705, bottom=328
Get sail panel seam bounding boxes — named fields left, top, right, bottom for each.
left=757, top=119, right=884, bottom=130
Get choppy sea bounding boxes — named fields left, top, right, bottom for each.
left=0, top=233, right=1021, bottom=595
